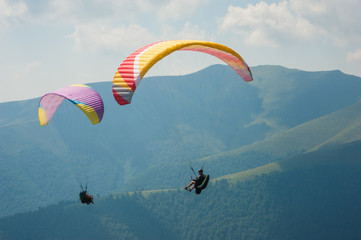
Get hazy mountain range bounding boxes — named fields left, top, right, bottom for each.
left=0, top=65, right=361, bottom=239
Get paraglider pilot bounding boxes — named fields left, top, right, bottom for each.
left=184, top=169, right=205, bottom=192
left=79, top=188, right=94, bottom=205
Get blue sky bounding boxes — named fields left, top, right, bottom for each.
left=1, top=0, right=361, bottom=102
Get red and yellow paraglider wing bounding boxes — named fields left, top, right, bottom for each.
left=112, top=40, right=253, bottom=106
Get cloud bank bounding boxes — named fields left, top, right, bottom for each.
left=220, top=0, right=361, bottom=47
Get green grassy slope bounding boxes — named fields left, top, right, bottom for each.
left=201, top=100, right=361, bottom=169
left=214, top=139, right=361, bottom=184
left=138, top=99, right=361, bottom=190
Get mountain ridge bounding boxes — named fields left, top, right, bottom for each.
left=1, top=64, right=361, bottom=218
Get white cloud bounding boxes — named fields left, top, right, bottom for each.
left=290, top=0, right=361, bottom=45
left=27, top=0, right=102, bottom=25
left=347, top=50, right=361, bottom=61
left=94, top=0, right=152, bottom=13
left=44, top=0, right=79, bottom=22
left=92, top=0, right=211, bottom=21
left=0, top=0, right=27, bottom=26
left=243, top=29, right=278, bottom=47
left=69, top=20, right=213, bottom=54
left=220, top=1, right=320, bottom=47
left=289, top=0, right=327, bottom=16
left=69, top=23, right=156, bottom=53
left=220, top=0, right=361, bottom=47
left=20, top=0, right=138, bottom=25
left=173, top=22, right=207, bottom=40
left=18, top=0, right=212, bottom=53
left=157, top=0, right=209, bottom=20
left=24, top=61, right=41, bottom=74
left=0, top=0, right=27, bottom=17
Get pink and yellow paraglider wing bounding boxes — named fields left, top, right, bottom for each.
left=112, top=40, right=253, bottom=106
left=38, top=84, right=104, bottom=126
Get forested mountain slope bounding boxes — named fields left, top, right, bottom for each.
left=1, top=65, right=360, bottom=218
left=1, top=140, right=360, bottom=239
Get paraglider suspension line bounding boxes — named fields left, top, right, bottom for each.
left=80, top=184, right=87, bottom=192
left=190, top=167, right=197, bottom=178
